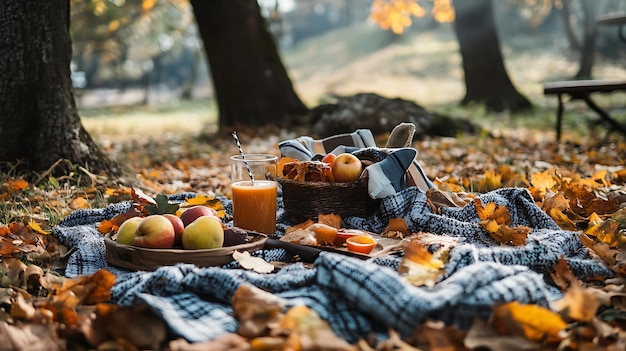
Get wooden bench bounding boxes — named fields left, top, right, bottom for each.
left=543, top=79, right=626, bottom=141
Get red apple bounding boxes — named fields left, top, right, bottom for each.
left=133, top=215, right=176, bottom=249
left=321, top=153, right=337, bottom=165
left=115, top=217, right=143, bottom=245
left=182, top=216, right=224, bottom=250
left=163, top=214, right=185, bottom=247
left=180, top=205, right=219, bottom=227
left=331, top=153, right=363, bottom=182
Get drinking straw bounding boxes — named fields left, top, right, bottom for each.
left=232, top=131, right=255, bottom=185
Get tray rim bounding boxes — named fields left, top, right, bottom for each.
left=104, top=231, right=267, bottom=271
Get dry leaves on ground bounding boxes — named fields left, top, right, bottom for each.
left=0, top=128, right=626, bottom=349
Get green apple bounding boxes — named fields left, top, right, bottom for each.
left=181, top=215, right=224, bottom=250
left=133, top=215, right=176, bottom=249
left=115, top=217, right=143, bottom=245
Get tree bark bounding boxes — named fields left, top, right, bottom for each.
left=189, top=0, right=308, bottom=130
left=559, top=0, right=581, bottom=51
left=452, top=0, right=532, bottom=112
left=0, top=0, right=118, bottom=175
left=574, top=0, right=597, bottom=79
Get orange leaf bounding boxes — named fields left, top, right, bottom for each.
left=399, top=238, right=445, bottom=287
left=493, top=301, right=567, bottom=343
left=69, top=196, right=91, bottom=210
left=381, top=217, right=410, bottom=238
left=479, top=220, right=530, bottom=246
left=5, top=179, right=28, bottom=192
left=476, top=170, right=501, bottom=193
left=474, top=198, right=510, bottom=225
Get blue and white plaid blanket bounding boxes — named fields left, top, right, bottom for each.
left=53, top=187, right=613, bottom=343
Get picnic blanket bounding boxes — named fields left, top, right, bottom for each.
left=53, top=187, right=613, bottom=343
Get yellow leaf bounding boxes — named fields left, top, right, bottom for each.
left=476, top=169, right=501, bottom=193
left=548, top=208, right=577, bottom=231
left=493, top=301, right=567, bottom=343
left=399, top=238, right=445, bottom=287
left=530, top=170, right=558, bottom=196
left=28, top=220, right=49, bottom=235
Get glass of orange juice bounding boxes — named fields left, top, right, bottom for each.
left=230, top=154, right=278, bottom=234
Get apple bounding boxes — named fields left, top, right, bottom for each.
left=331, top=153, right=363, bottom=182
left=163, top=214, right=185, bottom=247
left=115, top=217, right=143, bottom=245
left=180, top=205, right=219, bottom=227
left=181, top=216, right=224, bottom=250
left=321, top=153, right=337, bottom=165
left=133, top=215, right=176, bottom=249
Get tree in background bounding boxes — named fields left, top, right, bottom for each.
left=0, top=0, right=117, bottom=175
left=370, top=0, right=531, bottom=112
left=189, top=0, right=309, bottom=130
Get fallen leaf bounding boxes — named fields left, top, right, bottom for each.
left=233, top=251, right=274, bottom=273
left=399, top=238, right=445, bottom=287
left=28, top=220, right=50, bottom=235
left=381, top=217, right=410, bottom=239
left=493, top=301, right=567, bottom=343
left=232, top=285, right=286, bottom=338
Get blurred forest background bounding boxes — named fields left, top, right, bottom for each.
left=72, top=0, right=626, bottom=139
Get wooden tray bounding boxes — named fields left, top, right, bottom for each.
left=104, top=232, right=267, bottom=271
left=265, top=233, right=403, bottom=261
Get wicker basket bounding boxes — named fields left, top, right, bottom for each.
left=279, top=177, right=380, bottom=222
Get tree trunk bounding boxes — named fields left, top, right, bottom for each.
left=559, top=0, right=581, bottom=51
left=574, top=0, right=597, bottom=79
left=189, top=0, right=308, bottom=130
left=452, top=0, right=532, bottom=112
left=0, top=0, right=118, bottom=176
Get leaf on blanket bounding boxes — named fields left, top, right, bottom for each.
left=233, top=251, right=274, bottom=273
left=492, top=301, right=567, bottom=344
left=425, top=187, right=468, bottom=213
left=480, top=220, right=530, bottom=246
left=232, top=285, right=286, bottom=338
left=475, top=198, right=529, bottom=246
left=381, top=217, right=410, bottom=239
left=399, top=238, right=445, bottom=287
left=97, top=206, right=144, bottom=234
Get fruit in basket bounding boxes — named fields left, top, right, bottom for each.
left=133, top=215, right=176, bottom=249
left=321, top=153, right=337, bottom=165
left=182, top=215, right=224, bottom=249
left=163, top=214, right=185, bottom=246
left=223, top=226, right=249, bottom=247
left=115, top=217, right=143, bottom=245
left=180, top=205, right=219, bottom=227
left=331, top=153, right=363, bottom=182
